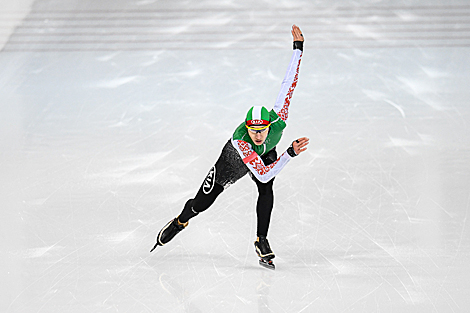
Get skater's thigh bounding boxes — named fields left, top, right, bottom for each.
left=191, top=140, right=249, bottom=213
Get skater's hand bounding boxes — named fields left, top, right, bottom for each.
left=292, top=137, right=309, bottom=155
left=292, top=25, right=304, bottom=42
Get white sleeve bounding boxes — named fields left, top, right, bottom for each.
left=273, top=49, right=303, bottom=123
left=231, top=139, right=292, bottom=183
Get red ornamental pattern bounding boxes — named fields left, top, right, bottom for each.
left=249, top=155, right=279, bottom=176
left=236, top=140, right=252, bottom=158
left=278, top=54, right=302, bottom=122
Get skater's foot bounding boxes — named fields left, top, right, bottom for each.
left=255, top=236, right=276, bottom=269
left=254, top=236, right=275, bottom=260
left=150, top=217, right=188, bottom=252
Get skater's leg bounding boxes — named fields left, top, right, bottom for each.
left=151, top=140, right=248, bottom=250
left=178, top=182, right=224, bottom=223
left=151, top=181, right=223, bottom=250
left=254, top=178, right=274, bottom=237
left=252, top=147, right=277, bottom=237
left=178, top=140, right=249, bottom=223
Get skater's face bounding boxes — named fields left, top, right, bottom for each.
left=247, top=125, right=270, bottom=145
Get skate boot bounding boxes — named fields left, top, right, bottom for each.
left=150, top=217, right=188, bottom=252
left=254, top=236, right=275, bottom=270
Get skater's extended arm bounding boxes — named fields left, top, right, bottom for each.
left=232, top=138, right=292, bottom=183
left=273, top=25, right=304, bottom=123
left=232, top=136, right=310, bottom=183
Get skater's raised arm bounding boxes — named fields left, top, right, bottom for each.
left=273, top=25, right=304, bottom=123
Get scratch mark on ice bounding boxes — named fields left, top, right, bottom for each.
left=384, top=99, right=405, bottom=118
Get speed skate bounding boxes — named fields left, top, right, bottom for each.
left=255, top=236, right=276, bottom=270
left=258, top=255, right=275, bottom=270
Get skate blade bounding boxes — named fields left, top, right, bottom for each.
left=259, top=259, right=275, bottom=270
left=150, top=242, right=159, bottom=252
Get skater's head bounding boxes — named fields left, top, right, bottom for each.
left=245, top=106, right=270, bottom=146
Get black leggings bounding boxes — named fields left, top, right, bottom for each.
left=253, top=176, right=275, bottom=237
left=178, top=177, right=274, bottom=237
left=178, top=143, right=277, bottom=237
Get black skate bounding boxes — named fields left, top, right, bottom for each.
left=150, top=218, right=187, bottom=252
left=255, top=236, right=275, bottom=270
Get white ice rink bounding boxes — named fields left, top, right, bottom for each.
left=1, top=0, right=470, bottom=312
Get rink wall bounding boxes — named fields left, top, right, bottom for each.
left=0, top=0, right=34, bottom=50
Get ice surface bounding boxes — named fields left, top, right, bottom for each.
left=1, top=0, right=470, bottom=312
